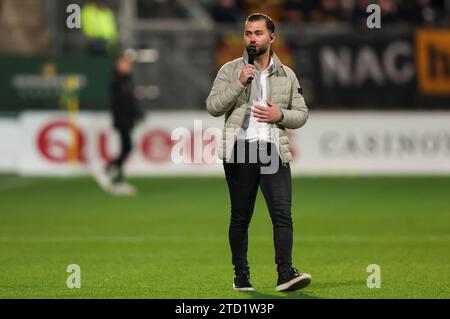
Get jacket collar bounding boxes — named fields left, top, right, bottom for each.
left=242, top=49, right=282, bottom=74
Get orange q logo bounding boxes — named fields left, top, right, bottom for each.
left=37, top=120, right=86, bottom=163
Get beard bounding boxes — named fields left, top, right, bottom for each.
left=247, top=43, right=269, bottom=57
left=256, top=44, right=269, bottom=56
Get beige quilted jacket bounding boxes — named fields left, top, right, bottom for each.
left=206, top=50, right=308, bottom=164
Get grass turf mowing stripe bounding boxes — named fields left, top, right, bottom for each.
left=0, top=175, right=449, bottom=298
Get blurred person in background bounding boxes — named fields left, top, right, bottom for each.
left=398, top=0, right=444, bottom=26
left=210, top=0, right=243, bottom=23
left=243, top=0, right=285, bottom=21
left=283, top=0, right=316, bottom=23
left=310, top=0, right=343, bottom=24
left=137, top=0, right=187, bottom=19
left=378, top=0, right=399, bottom=24
left=206, top=13, right=311, bottom=293
left=352, top=0, right=372, bottom=27
left=81, top=0, right=118, bottom=55
left=104, top=54, right=143, bottom=195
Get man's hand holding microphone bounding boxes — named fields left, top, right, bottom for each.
left=239, top=64, right=257, bottom=87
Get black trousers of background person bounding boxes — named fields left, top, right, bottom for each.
left=109, top=127, right=132, bottom=174
left=223, top=140, right=293, bottom=274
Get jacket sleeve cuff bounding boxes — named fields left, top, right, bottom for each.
left=230, top=78, right=246, bottom=95
left=278, top=109, right=289, bottom=127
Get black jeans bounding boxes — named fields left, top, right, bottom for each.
left=109, top=127, right=132, bottom=179
left=223, top=140, right=293, bottom=274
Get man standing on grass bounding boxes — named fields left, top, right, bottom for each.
left=104, top=54, right=142, bottom=195
left=206, top=13, right=311, bottom=292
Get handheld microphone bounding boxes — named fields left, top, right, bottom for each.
left=246, top=45, right=257, bottom=85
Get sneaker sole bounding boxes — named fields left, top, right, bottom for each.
left=233, top=283, right=255, bottom=291
left=276, top=274, right=312, bottom=292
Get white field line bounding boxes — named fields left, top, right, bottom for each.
left=0, top=235, right=449, bottom=244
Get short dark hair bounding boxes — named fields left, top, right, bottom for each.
left=245, top=13, right=275, bottom=33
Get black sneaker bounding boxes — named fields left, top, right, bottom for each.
left=276, top=267, right=311, bottom=292
left=233, top=268, right=255, bottom=291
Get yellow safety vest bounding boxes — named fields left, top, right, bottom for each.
left=81, top=3, right=118, bottom=42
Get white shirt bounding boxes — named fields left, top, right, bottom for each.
left=245, top=57, right=274, bottom=143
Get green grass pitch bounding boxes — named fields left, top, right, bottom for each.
left=0, top=175, right=449, bottom=299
